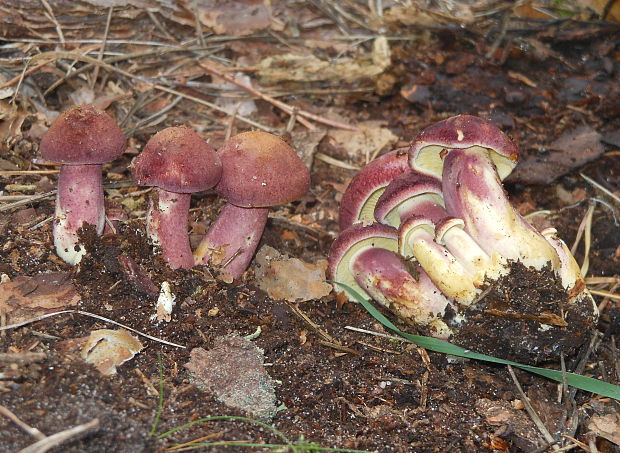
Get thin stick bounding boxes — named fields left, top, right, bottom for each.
left=198, top=62, right=358, bottom=131
left=40, top=0, right=65, bottom=46
left=345, top=325, right=409, bottom=343
left=0, top=405, right=46, bottom=440
left=90, top=6, right=114, bottom=90
left=0, top=60, right=54, bottom=89
left=314, top=152, right=360, bottom=170
left=507, top=365, right=559, bottom=450
left=0, top=170, right=59, bottom=176
left=18, top=418, right=99, bottom=453
left=0, top=310, right=186, bottom=349
left=589, top=289, right=620, bottom=301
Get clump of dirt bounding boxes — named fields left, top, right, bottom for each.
left=450, top=262, right=597, bottom=364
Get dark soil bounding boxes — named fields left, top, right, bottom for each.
left=1, top=3, right=619, bottom=453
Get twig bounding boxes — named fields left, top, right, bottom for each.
left=345, top=325, right=409, bottom=343
left=0, top=405, right=46, bottom=440
left=314, top=152, right=360, bottom=170
left=507, top=365, right=559, bottom=450
left=0, top=310, right=186, bottom=349
left=286, top=302, right=338, bottom=344
left=90, top=6, right=113, bottom=90
left=0, top=60, right=54, bottom=90
left=0, top=170, right=59, bottom=176
left=18, top=418, right=99, bottom=453
left=198, top=62, right=358, bottom=131
left=589, top=289, right=620, bottom=301
left=39, top=0, right=65, bottom=47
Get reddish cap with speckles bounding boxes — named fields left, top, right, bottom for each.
left=215, top=131, right=310, bottom=207
left=40, top=105, right=126, bottom=165
left=132, top=126, right=222, bottom=193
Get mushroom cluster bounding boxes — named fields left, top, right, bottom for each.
left=40, top=105, right=310, bottom=278
left=328, top=115, right=597, bottom=362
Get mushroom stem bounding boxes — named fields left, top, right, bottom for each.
left=194, top=203, right=269, bottom=278
left=146, top=189, right=193, bottom=269
left=399, top=216, right=480, bottom=306
left=54, top=164, right=104, bottom=265
left=351, top=247, right=452, bottom=337
left=442, top=147, right=559, bottom=270
left=435, top=217, right=507, bottom=285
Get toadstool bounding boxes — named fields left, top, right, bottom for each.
left=338, top=149, right=410, bottom=230
left=409, top=115, right=560, bottom=270
left=39, top=105, right=126, bottom=265
left=131, top=126, right=222, bottom=269
left=327, top=222, right=452, bottom=337
left=194, top=131, right=310, bottom=279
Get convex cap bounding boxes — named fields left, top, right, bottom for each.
left=40, top=105, right=125, bottom=164
left=216, top=131, right=310, bottom=207
left=132, top=126, right=222, bottom=193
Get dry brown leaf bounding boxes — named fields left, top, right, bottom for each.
left=185, top=336, right=278, bottom=421
left=509, top=125, right=604, bottom=184
left=0, top=273, right=80, bottom=325
left=257, top=37, right=390, bottom=84
left=588, top=413, right=620, bottom=445
left=81, top=329, right=144, bottom=376
left=189, top=0, right=271, bottom=35
left=576, top=0, right=620, bottom=22
left=329, top=120, right=398, bottom=160
left=254, top=246, right=332, bottom=302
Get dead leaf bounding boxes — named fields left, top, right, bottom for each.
left=290, top=128, right=327, bottom=169
left=576, top=0, right=620, bottom=22
left=329, top=120, right=398, bottom=160
left=190, top=0, right=271, bottom=36
left=509, top=125, right=604, bottom=184
left=0, top=273, right=80, bottom=325
left=185, top=336, right=278, bottom=421
left=257, top=37, right=391, bottom=84
left=588, top=413, right=620, bottom=445
left=254, top=246, right=332, bottom=302
left=81, top=329, right=144, bottom=376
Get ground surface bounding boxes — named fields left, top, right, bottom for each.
left=0, top=1, right=619, bottom=452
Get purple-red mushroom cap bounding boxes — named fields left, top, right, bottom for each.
left=338, top=149, right=410, bottom=231
left=132, top=126, right=222, bottom=193
left=374, top=171, right=445, bottom=228
left=327, top=222, right=399, bottom=301
left=40, top=105, right=126, bottom=164
left=215, top=131, right=310, bottom=207
left=408, top=115, right=519, bottom=181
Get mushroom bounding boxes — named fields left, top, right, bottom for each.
left=39, top=105, right=125, bottom=265
left=338, top=149, right=410, bottom=230
left=131, top=126, right=222, bottom=269
left=327, top=222, right=453, bottom=337
left=373, top=170, right=446, bottom=228
left=194, top=131, right=310, bottom=279
left=398, top=215, right=481, bottom=306
left=409, top=115, right=560, bottom=270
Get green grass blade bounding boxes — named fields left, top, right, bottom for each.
left=334, top=281, right=620, bottom=401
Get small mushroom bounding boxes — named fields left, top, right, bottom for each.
left=398, top=215, right=480, bottom=306
left=131, top=126, right=222, bottom=269
left=39, top=105, right=125, bottom=265
left=194, top=131, right=310, bottom=279
left=338, top=149, right=410, bottom=230
left=409, top=115, right=560, bottom=270
left=374, top=170, right=446, bottom=228
left=327, top=222, right=452, bottom=337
